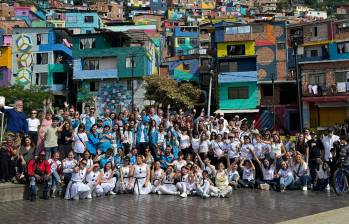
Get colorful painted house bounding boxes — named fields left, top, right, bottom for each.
left=150, top=0, right=167, bottom=15
left=14, top=5, right=46, bottom=26
left=172, top=26, right=199, bottom=56
left=65, top=12, right=101, bottom=34
left=72, top=31, right=154, bottom=113
left=288, top=19, right=349, bottom=128
left=11, top=27, right=73, bottom=103
left=167, top=56, right=199, bottom=82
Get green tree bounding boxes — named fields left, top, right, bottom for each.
left=0, top=85, right=53, bottom=114
left=144, top=76, right=201, bottom=111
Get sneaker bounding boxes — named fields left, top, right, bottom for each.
left=326, top=184, right=330, bottom=191
left=157, top=191, right=162, bottom=195
left=174, top=191, right=180, bottom=196
left=73, top=196, right=79, bottom=200
left=280, top=185, right=286, bottom=192
left=203, top=194, right=210, bottom=199
left=87, top=194, right=92, bottom=199
left=109, top=191, right=116, bottom=195
left=180, top=192, right=187, bottom=198
left=302, top=186, right=308, bottom=191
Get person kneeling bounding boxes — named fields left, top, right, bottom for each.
left=26, top=151, right=51, bottom=201
left=65, top=159, right=93, bottom=200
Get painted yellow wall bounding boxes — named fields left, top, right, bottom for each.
left=0, top=47, right=12, bottom=68
left=217, top=41, right=255, bottom=57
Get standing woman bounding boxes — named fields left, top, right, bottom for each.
left=73, top=124, right=88, bottom=160
left=132, top=155, right=151, bottom=195
left=37, top=111, right=53, bottom=153
left=211, top=133, right=226, bottom=166
left=165, top=131, right=180, bottom=159
left=199, top=133, right=210, bottom=159
left=123, top=122, right=136, bottom=155
left=99, top=161, right=117, bottom=195
left=179, top=129, right=191, bottom=157
left=118, top=157, right=134, bottom=193
left=64, top=159, right=93, bottom=200
left=59, top=121, right=73, bottom=158
left=151, top=161, right=164, bottom=193
left=148, top=119, right=159, bottom=157
left=271, top=133, right=286, bottom=170
left=296, top=134, right=309, bottom=163
left=86, top=124, right=100, bottom=156
left=111, top=123, right=123, bottom=153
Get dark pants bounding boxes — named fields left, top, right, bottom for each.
left=137, top=142, right=148, bottom=156
left=28, top=131, right=38, bottom=146
left=0, top=151, right=16, bottom=181
left=239, top=179, right=255, bottom=188
left=314, top=178, right=329, bottom=191
left=149, top=143, right=157, bottom=159
left=59, top=145, right=71, bottom=158
left=309, top=160, right=319, bottom=185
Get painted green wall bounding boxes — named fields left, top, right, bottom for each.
left=218, top=82, right=259, bottom=110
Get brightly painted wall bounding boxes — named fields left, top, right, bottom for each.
left=217, top=41, right=255, bottom=57
left=65, top=12, right=100, bottom=34
left=219, top=81, right=259, bottom=110
left=168, top=59, right=199, bottom=82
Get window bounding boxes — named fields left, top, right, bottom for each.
left=36, top=33, right=48, bottom=45
left=67, top=16, right=77, bottom=23
left=310, top=50, right=318, bottom=57
left=309, top=73, right=325, bottom=87
left=189, top=38, right=199, bottom=47
left=90, top=81, right=99, bottom=92
left=313, top=26, right=318, bottom=37
left=35, top=73, right=48, bottom=85
left=84, top=16, right=94, bottom=23
left=225, top=26, right=251, bottom=34
left=79, top=38, right=96, bottom=49
left=178, top=38, right=185, bottom=45
left=227, top=45, right=245, bottom=56
left=126, top=57, right=136, bottom=68
left=337, top=42, right=349, bottom=54
left=262, top=85, right=273, bottom=96
left=277, top=43, right=285, bottom=50
left=335, top=71, right=349, bottom=82
left=83, top=58, right=99, bottom=70
left=228, top=87, right=248, bottom=99
left=219, top=61, right=237, bottom=73
left=36, top=53, right=48, bottom=64
left=183, top=63, right=190, bottom=70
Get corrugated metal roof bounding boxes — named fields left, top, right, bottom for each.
left=218, top=71, right=257, bottom=83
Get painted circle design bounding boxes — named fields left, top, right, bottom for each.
left=258, top=69, right=267, bottom=80
left=16, top=34, right=32, bottom=52
left=18, top=53, right=34, bottom=67
left=256, top=47, right=274, bottom=65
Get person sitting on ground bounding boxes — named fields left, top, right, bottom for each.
left=26, top=151, right=51, bottom=201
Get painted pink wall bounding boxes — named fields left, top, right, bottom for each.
left=3, top=35, right=11, bottom=46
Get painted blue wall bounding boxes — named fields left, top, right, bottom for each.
left=65, top=12, right=100, bottom=32
left=174, top=27, right=199, bottom=38
left=329, top=42, right=349, bottom=60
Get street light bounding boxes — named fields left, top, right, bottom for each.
left=130, top=54, right=135, bottom=112
left=207, top=63, right=215, bottom=117
left=292, top=36, right=303, bottom=130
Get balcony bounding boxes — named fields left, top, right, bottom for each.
left=302, top=83, right=349, bottom=97
left=73, top=59, right=118, bottom=80
left=51, top=84, right=66, bottom=92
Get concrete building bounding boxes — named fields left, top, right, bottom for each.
left=65, top=11, right=101, bottom=34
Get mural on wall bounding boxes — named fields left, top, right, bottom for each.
left=97, top=81, right=133, bottom=114
left=15, top=34, right=33, bottom=86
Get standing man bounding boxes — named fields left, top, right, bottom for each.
left=0, top=99, right=28, bottom=149
left=307, top=131, right=324, bottom=185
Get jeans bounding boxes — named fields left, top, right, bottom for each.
left=45, top=147, right=58, bottom=160
left=28, top=175, right=51, bottom=194
left=51, top=170, right=61, bottom=191
left=280, top=176, right=294, bottom=188
left=295, top=175, right=311, bottom=188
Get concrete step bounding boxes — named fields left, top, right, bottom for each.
left=0, top=183, right=26, bottom=202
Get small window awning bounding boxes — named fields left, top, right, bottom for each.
left=214, top=109, right=259, bottom=114
left=218, top=71, right=257, bottom=83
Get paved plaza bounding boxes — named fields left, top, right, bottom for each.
left=0, top=190, right=349, bottom=224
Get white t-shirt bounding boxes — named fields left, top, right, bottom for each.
left=191, top=138, right=200, bottom=153
left=278, top=168, right=293, bottom=179
left=293, top=162, right=309, bottom=177
left=48, top=159, right=62, bottom=172
left=227, top=139, right=240, bottom=159
left=179, top=134, right=190, bottom=149
left=211, top=140, right=225, bottom=158
left=261, top=165, right=275, bottom=180
left=242, top=167, right=254, bottom=181
left=73, top=132, right=88, bottom=153
left=27, top=118, right=40, bottom=132
left=240, top=144, right=254, bottom=160
left=199, top=140, right=210, bottom=153
left=228, top=170, right=239, bottom=182
left=322, top=135, right=340, bottom=161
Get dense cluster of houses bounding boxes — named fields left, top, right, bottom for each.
left=0, top=0, right=349, bottom=133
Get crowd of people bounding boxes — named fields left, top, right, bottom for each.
left=0, top=99, right=349, bottom=202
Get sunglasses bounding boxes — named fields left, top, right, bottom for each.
left=32, top=112, right=37, bottom=114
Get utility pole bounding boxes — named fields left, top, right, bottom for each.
left=292, top=37, right=303, bottom=130
left=130, top=54, right=135, bottom=112
left=207, top=63, right=214, bottom=117
left=272, top=73, right=276, bottom=129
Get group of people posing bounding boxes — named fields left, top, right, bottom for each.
left=0, top=99, right=348, bottom=201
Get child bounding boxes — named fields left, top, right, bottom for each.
left=86, top=164, right=103, bottom=197
left=48, top=151, right=62, bottom=198
left=196, top=170, right=213, bottom=198
left=227, top=161, right=240, bottom=190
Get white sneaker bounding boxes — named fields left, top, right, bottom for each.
left=87, top=194, right=92, bottom=199
left=326, top=184, right=330, bottom=191
left=180, top=192, right=187, bottom=198
left=73, top=196, right=79, bottom=200
left=302, top=186, right=308, bottom=191
left=157, top=191, right=162, bottom=195
left=203, top=194, right=210, bottom=199
left=109, top=191, right=116, bottom=195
